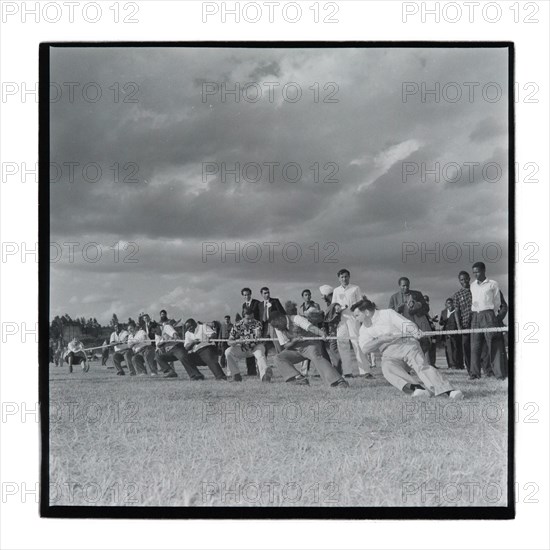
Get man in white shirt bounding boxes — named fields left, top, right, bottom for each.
left=469, top=262, right=507, bottom=380
left=183, top=319, right=227, bottom=380
left=270, top=311, right=348, bottom=387
left=331, top=269, right=372, bottom=378
left=127, top=321, right=158, bottom=377
left=63, top=337, right=89, bottom=373
left=110, top=323, right=132, bottom=376
left=156, top=317, right=204, bottom=380
left=352, top=297, right=462, bottom=399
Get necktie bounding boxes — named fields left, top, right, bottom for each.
left=263, top=302, right=269, bottom=321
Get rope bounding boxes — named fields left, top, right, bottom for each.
left=80, top=326, right=508, bottom=352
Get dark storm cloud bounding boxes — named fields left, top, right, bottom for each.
left=49, top=47, right=510, bottom=322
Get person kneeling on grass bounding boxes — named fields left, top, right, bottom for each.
left=63, top=337, right=89, bottom=374
left=225, top=305, right=270, bottom=382
left=269, top=311, right=348, bottom=388
left=183, top=319, right=227, bottom=380
left=351, top=296, right=463, bottom=400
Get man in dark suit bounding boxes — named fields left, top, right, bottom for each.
left=388, top=277, right=433, bottom=362
left=439, top=298, right=463, bottom=369
left=258, top=286, right=286, bottom=360
left=241, top=287, right=260, bottom=375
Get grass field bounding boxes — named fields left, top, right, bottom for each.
left=48, top=352, right=508, bottom=507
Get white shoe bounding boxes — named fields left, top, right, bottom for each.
left=150, top=372, right=158, bottom=377
left=448, top=390, right=464, bottom=400
left=412, top=388, right=431, bottom=398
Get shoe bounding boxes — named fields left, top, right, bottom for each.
left=468, top=375, right=480, bottom=380
left=412, top=388, right=431, bottom=398
left=138, top=373, right=147, bottom=377
left=289, top=375, right=309, bottom=386
left=192, top=376, right=205, bottom=381
left=344, top=374, right=354, bottom=378
left=230, top=374, right=243, bottom=382
left=261, top=367, right=273, bottom=383
left=116, top=371, right=125, bottom=376
left=150, top=372, right=158, bottom=377
left=486, top=372, right=495, bottom=378
left=331, top=378, right=349, bottom=388
left=361, top=373, right=374, bottom=379
left=216, top=376, right=228, bottom=381
left=448, top=390, right=464, bottom=400
left=164, top=372, right=178, bottom=378
left=129, top=372, right=136, bottom=376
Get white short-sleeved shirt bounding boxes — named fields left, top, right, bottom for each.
left=470, top=278, right=501, bottom=313
left=358, top=309, right=421, bottom=354
left=331, top=284, right=362, bottom=309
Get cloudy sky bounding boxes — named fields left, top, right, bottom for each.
left=49, top=46, right=509, bottom=324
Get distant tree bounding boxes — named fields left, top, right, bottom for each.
left=111, top=314, right=119, bottom=327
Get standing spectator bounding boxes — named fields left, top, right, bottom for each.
left=241, top=288, right=260, bottom=376
left=453, top=271, right=473, bottom=374
left=469, top=262, right=507, bottom=380
left=481, top=291, right=509, bottom=376
left=300, top=289, right=321, bottom=316
left=319, top=285, right=343, bottom=375
left=439, top=298, right=463, bottom=369
left=258, top=287, right=286, bottom=361
left=423, top=294, right=438, bottom=365
left=331, top=269, right=372, bottom=378
left=388, top=277, right=432, bottom=363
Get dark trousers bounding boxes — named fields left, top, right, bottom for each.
left=113, top=351, right=132, bottom=374
left=219, top=343, right=229, bottom=369
left=189, top=346, right=227, bottom=379
left=157, top=344, right=204, bottom=380
left=133, top=346, right=158, bottom=374
left=246, top=356, right=257, bottom=376
left=324, top=339, right=342, bottom=375
left=462, top=333, right=471, bottom=374
left=428, top=340, right=437, bottom=366
left=274, top=341, right=342, bottom=386
left=444, top=335, right=463, bottom=369
left=101, top=349, right=109, bottom=366
left=471, top=310, right=507, bottom=379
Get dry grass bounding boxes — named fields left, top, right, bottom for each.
left=49, top=352, right=508, bottom=507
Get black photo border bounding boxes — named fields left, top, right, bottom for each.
left=39, top=40, right=515, bottom=520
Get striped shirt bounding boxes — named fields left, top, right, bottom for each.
left=453, top=287, right=472, bottom=329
